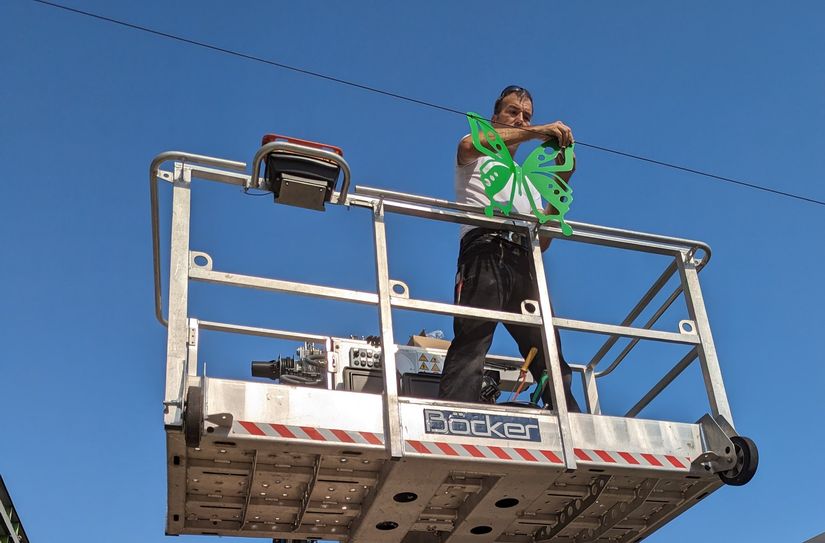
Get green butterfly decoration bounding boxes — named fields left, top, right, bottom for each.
left=467, top=112, right=575, bottom=236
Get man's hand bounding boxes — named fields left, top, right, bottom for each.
left=555, top=149, right=576, bottom=178
left=533, top=121, right=574, bottom=148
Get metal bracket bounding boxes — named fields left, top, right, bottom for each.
left=186, top=318, right=199, bottom=378
left=372, top=197, right=385, bottom=216
left=534, top=475, right=611, bottom=542
left=190, top=251, right=213, bottom=271
left=389, top=279, right=410, bottom=299
left=175, top=163, right=193, bottom=187
left=714, top=412, right=737, bottom=437
left=694, top=413, right=736, bottom=472
left=293, top=454, right=322, bottom=531
left=157, top=169, right=174, bottom=183
left=163, top=400, right=182, bottom=408
left=686, top=246, right=708, bottom=268
left=239, top=450, right=259, bottom=530
left=576, top=478, right=657, bottom=542
left=530, top=221, right=542, bottom=240
left=520, top=299, right=540, bottom=316
left=206, top=412, right=234, bottom=428
left=678, top=319, right=696, bottom=334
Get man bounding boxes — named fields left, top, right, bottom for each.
left=437, top=85, right=580, bottom=412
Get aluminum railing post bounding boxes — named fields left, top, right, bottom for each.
left=677, top=251, right=735, bottom=427
left=528, top=232, right=577, bottom=471
left=372, top=200, right=404, bottom=459
left=582, top=367, right=600, bottom=415
left=164, top=163, right=192, bottom=427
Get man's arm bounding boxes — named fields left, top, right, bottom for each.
left=457, top=121, right=574, bottom=165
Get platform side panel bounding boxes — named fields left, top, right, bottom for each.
left=569, top=413, right=704, bottom=471
left=399, top=399, right=705, bottom=474
left=205, top=378, right=387, bottom=446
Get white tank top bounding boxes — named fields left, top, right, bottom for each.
left=454, top=139, right=541, bottom=240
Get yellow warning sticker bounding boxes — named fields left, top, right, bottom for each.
left=418, top=354, right=428, bottom=362
left=419, top=362, right=429, bottom=371
left=431, top=362, right=441, bottom=372
left=430, top=356, right=438, bottom=363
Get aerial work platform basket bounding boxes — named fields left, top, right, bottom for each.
left=150, top=137, right=757, bottom=543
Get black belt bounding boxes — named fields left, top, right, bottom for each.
left=461, top=227, right=531, bottom=252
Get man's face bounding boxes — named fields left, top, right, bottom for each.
left=493, top=92, right=533, bottom=128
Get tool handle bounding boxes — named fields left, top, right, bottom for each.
left=520, top=347, right=538, bottom=372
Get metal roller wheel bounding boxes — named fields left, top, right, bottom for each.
left=718, top=435, right=758, bottom=486
left=184, top=386, right=204, bottom=449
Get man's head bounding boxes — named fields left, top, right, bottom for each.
left=492, top=85, right=533, bottom=128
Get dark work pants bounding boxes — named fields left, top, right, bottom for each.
left=437, top=234, right=580, bottom=412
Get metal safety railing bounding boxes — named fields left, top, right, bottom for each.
left=150, top=143, right=734, bottom=471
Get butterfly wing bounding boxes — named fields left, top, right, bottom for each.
left=467, top=112, right=515, bottom=165
left=467, top=112, right=517, bottom=216
left=522, top=141, right=575, bottom=235
left=478, top=159, right=517, bottom=216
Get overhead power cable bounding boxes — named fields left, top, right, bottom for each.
left=30, top=0, right=825, bottom=208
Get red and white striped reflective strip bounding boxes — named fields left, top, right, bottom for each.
left=233, top=421, right=384, bottom=446
left=573, top=448, right=691, bottom=470
left=406, top=440, right=691, bottom=470
left=405, top=440, right=564, bottom=464
left=231, top=424, right=691, bottom=470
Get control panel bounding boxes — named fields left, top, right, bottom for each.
left=349, top=345, right=382, bottom=369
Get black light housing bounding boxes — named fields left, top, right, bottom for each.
left=251, top=359, right=283, bottom=381
left=262, top=134, right=343, bottom=211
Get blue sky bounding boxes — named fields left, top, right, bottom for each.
left=2, top=1, right=824, bottom=542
